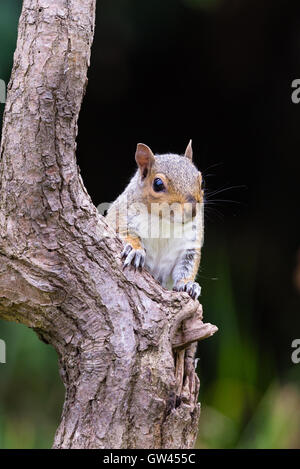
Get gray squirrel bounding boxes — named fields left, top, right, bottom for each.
left=106, top=141, right=204, bottom=300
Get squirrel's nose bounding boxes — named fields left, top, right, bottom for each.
left=186, top=195, right=196, bottom=204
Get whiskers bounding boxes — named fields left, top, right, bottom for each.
left=205, top=185, right=247, bottom=200
left=202, top=171, right=247, bottom=221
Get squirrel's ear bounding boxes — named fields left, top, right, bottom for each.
left=135, top=143, right=155, bottom=179
left=184, top=139, right=193, bottom=160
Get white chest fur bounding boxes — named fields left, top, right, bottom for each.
left=135, top=211, right=204, bottom=289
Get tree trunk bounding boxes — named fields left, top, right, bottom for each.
left=0, top=0, right=217, bottom=449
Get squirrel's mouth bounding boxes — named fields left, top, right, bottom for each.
left=162, top=207, right=197, bottom=223
left=147, top=201, right=200, bottom=224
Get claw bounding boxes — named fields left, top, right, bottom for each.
left=122, top=244, right=146, bottom=270
left=121, top=243, right=133, bottom=259
left=123, top=249, right=136, bottom=268
left=173, top=281, right=201, bottom=300
left=134, top=251, right=142, bottom=270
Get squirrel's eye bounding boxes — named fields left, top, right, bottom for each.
left=153, top=178, right=165, bottom=192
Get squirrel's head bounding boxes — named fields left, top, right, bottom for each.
left=135, top=141, right=204, bottom=219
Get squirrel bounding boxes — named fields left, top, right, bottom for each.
left=106, top=141, right=204, bottom=300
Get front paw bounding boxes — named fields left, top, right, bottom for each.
left=121, top=243, right=146, bottom=270
left=173, top=281, right=201, bottom=300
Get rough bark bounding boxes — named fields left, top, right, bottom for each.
left=0, top=0, right=217, bottom=449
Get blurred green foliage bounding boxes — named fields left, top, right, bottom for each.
left=196, top=235, right=300, bottom=448
left=0, top=321, right=64, bottom=448
left=0, top=1, right=21, bottom=79
left=0, top=1, right=22, bottom=130
left=0, top=0, right=299, bottom=449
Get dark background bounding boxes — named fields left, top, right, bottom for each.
left=0, top=0, right=300, bottom=448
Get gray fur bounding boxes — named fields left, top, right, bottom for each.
left=107, top=150, right=203, bottom=300
left=153, top=153, right=200, bottom=196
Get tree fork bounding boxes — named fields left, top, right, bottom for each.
left=0, top=0, right=217, bottom=449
